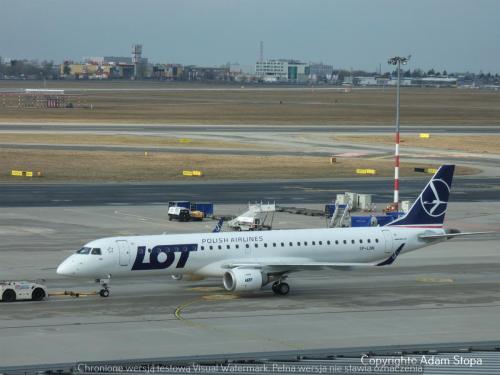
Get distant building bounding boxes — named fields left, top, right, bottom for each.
left=354, top=76, right=391, bottom=86
left=256, top=59, right=288, bottom=80
left=60, top=61, right=137, bottom=79
left=152, top=64, right=183, bottom=80
left=256, top=59, right=309, bottom=82
left=412, top=77, right=457, bottom=87
left=182, top=66, right=230, bottom=81
left=60, top=62, right=113, bottom=79
left=307, top=63, right=334, bottom=81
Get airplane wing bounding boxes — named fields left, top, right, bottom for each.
left=222, top=245, right=405, bottom=271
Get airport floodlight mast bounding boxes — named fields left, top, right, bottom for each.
left=388, top=55, right=411, bottom=211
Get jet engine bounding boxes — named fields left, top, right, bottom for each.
left=222, top=269, right=264, bottom=292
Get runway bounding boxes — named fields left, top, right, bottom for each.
left=0, top=176, right=499, bottom=207
left=0, top=202, right=499, bottom=366
left=1, top=123, right=499, bottom=134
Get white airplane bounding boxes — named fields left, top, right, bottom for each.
left=57, top=165, right=484, bottom=297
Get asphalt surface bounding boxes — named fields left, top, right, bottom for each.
left=0, top=142, right=371, bottom=157
left=0, top=203, right=499, bottom=366
left=1, top=123, right=499, bottom=134
left=0, top=177, right=498, bottom=207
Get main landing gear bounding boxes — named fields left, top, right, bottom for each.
left=96, top=277, right=111, bottom=298
left=271, top=276, right=290, bottom=296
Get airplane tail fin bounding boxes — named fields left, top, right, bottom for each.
left=387, top=165, right=455, bottom=228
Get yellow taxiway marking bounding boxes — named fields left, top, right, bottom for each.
left=416, top=277, right=454, bottom=283
left=202, top=294, right=239, bottom=301
left=187, top=286, right=224, bottom=293
left=174, top=298, right=209, bottom=328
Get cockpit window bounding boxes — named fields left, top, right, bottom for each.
left=76, top=247, right=91, bottom=254
left=91, top=248, right=102, bottom=255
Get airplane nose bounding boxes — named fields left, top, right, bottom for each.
left=56, top=261, right=68, bottom=276
left=57, top=258, right=76, bottom=276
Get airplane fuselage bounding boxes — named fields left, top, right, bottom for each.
left=57, top=226, right=442, bottom=279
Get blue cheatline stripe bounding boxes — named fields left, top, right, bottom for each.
left=376, top=244, right=405, bottom=266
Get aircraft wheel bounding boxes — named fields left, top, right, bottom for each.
left=32, top=288, right=46, bottom=301
left=2, top=289, right=16, bottom=302
left=99, top=289, right=110, bottom=298
left=272, top=282, right=290, bottom=296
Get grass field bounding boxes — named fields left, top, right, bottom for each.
left=1, top=148, right=477, bottom=182
left=1, top=81, right=499, bottom=125
left=334, top=135, right=500, bottom=154
left=0, top=133, right=258, bottom=149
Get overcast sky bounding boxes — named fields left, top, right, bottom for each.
left=0, top=0, right=499, bottom=73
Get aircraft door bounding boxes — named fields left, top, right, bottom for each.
left=116, top=240, right=131, bottom=266
left=381, top=229, right=393, bottom=254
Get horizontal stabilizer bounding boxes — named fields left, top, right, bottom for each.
left=419, top=231, right=498, bottom=240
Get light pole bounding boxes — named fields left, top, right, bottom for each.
left=388, top=55, right=411, bottom=211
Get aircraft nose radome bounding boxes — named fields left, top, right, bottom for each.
left=57, top=259, right=74, bottom=276
left=56, top=262, right=67, bottom=275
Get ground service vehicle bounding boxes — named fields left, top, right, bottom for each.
left=168, top=206, right=204, bottom=221
left=0, top=281, right=48, bottom=302
left=168, top=206, right=191, bottom=221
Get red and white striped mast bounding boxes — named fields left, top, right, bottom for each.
left=388, top=55, right=411, bottom=211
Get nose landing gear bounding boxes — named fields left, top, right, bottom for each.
left=96, top=277, right=111, bottom=298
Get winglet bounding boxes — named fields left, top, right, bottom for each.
left=212, top=218, right=224, bottom=233
left=376, top=244, right=405, bottom=266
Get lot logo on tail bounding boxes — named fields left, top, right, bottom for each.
left=387, top=165, right=455, bottom=226
left=420, top=178, right=450, bottom=217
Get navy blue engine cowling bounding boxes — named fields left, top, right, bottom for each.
left=387, top=165, right=455, bottom=226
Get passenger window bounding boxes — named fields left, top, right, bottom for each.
left=319, top=241, right=323, bottom=245
left=246, top=244, right=249, bottom=248
left=327, top=241, right=331, bottom=245
left=91, top=248, right=101, bottom=255
left=254, top=244, right=258, bottom=248
left=343, top=240, right=347, bottom=244
left=351, top=240, right=355, bottom=244
left=281, top=242, right=285, bottom=247
left=335, top=240, right=339, bottom=245
left=264, top=243, right=268, bottom=248
left=367, top=239, right=371, bottom=244
left=236, top=244, right=239, bottom=249
left=273, top=243, right=276, bottom=247
left=297, top=242, right=301, bottom=246
left=226, top=245, right=230, bottom=250
left=209, top=246, right=213, bottom=250
left=375, top=238, right=379, bottom=243
left=359, top=239, right=363, bottom=244
left=201, top=246, right=205, bottom=251
left=304, top=241, right=308, bottom=246
left=289, top=242, right=293, bottom=246
left=218, top=245, right=222, bottom=250
left=312, top=241, right=316, bottom=245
